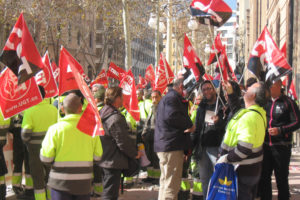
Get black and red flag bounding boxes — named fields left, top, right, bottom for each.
left=0, top=13, right=43, bottom=84
left=190, top=0, right=232, bottom=27
left=215, top=51, right=237, bottom=82
left=281, top=43, right=297, bottom=100
left=182, top=34, right=205, bottom=93
left=247, top=27, right=292, bottom=86
left=207, top=33, right=225, bottom=65
left=183, top=34, right=205, bottom=81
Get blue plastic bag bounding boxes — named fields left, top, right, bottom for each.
left=206, top=163, right=238, bottom=200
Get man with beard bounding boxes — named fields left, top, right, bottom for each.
left=142, top=90, right=162, bottom=184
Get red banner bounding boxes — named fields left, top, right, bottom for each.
left=58, top=47, right=86, bottom=95
left=119, top=70, right=140, bottom=121
left=64, top=53, right=103, bottom=136
left=35, top=51, right=58, bottom=98
left=51, top=61, right=59, bottom=84
left=145, top=64, right=155, bottom=88
left=107, top=62, right=126, bottom=81
left=154, top=54, right=174, bottom=94
left=91, top=69, right=108, bottom=88
left=137, top=75, right=147, bottom=89
left=0, top=68, right=42, bottom=119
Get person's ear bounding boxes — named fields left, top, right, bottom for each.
left=61, top=105, right=65, bottom=114
left=77, top=105, right=83, bottom=114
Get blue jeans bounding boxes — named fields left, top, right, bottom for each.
left=197, top=146, right=219, bottom=199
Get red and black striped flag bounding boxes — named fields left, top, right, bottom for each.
left=190, top=0, right=232, bottom=27
left=0, top=13, right=43, bottom=84
left=247, top=27, right=292, bottom=86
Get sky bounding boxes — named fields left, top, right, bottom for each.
left=224, top=0, right=237, bottom=11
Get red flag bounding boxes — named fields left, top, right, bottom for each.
left=0, top=13, right=43, bottom=84
left=35, top=52, right=58, bottom=98
left=281, top=42, right=296, bottom=99
left=137, top=75, right=147, bottom=89
left=0, top=67, right=43, bottom=119
left=51, top=61, right=59, bottom=84
left=183, top=34, right=205, bottom=81
left=107, top=62, right=126, bottom=81
left=66, top=58, right=103, bottom=136
left=145, top=64, right=155, bottom=88
left=91, top=69, right=108, bottom=88
left=58, top=47, right=86, bottom=95
left=154, top=54, right=174, bottom=94
left=282, top=76, right=298, bottom=100
left=216, top=51, right=238, bottom=82
left=281, top=42, right=287, bottom=58
left=204, top=73, right=213, bottom=81
left=207, top=33, right=225, bottom=65
left=119, top=70, right=140, bottom=121
left=247, top=27, right=292, bottom=86
left=190, top=0, right=232, bottom=27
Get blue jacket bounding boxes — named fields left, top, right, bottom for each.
left=154, top=89, right=193, bottom=152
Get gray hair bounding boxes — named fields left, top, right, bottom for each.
left=254, top=81, right=270, bottom=107
left=173, top=78, right=184, bottom=89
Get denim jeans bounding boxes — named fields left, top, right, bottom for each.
left=197, top=146, right=219, bottom=199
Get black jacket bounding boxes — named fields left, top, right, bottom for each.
left=265, top=95, right=300, bottom=145
left=191, top=98, right=226, bottom=159
left=154, top=89, right=193, bottom=152
left=98, top=105, right=137, bottom=169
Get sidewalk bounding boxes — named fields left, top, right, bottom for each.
left=7, top=150, right=300, bottom=200
left=119, top=151, right=300, bottom=200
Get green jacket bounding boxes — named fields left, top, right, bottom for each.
left=21, top=99, right=58, bottom=145
left=220, top=105, right=266, bottom=165
left=40, top=114, right=103, bottom=195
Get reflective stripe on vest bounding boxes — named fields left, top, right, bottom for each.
left=49, top=171, right=93, bottom=180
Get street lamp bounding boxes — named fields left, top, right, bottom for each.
left=204, top=43, right=211, bottom=54
left=148, top=13, right=166, bottom=33
left=188, top=17, right=199, bottom=31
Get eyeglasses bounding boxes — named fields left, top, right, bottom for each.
left=202, top=87, right=213, bottom=92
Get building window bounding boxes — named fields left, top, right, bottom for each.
left=227, top=53, right=233, bottom=59
left=222, top=30, right=227, bottom=36
left=227, top=38, right=233, bottom=45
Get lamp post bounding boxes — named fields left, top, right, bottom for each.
left=148, top=1, right=166, bottom=68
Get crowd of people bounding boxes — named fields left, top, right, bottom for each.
left=0, top=76, right=300, bottom=200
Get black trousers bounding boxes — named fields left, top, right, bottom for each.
left=0, top=145, right=7, bottom=177
left=258, top=144, right=291, bottom=200
left=144, top=139, right=160, bottom=169
left=237, top=163, right=262, bottom=200
left=12, top=128, right=30, bottom=176
left=27, top=144, right=50, bottom=190
left=102, top=168, right=122, bottom=200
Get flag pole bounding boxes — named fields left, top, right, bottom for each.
left=238, top=64, right=247, bottom=85
left=207, top=23, right=226, bottom=84
left=206, top=23, right=226, bottom=114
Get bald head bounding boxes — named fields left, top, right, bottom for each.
left=63, top=93, right=82, bottom=114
